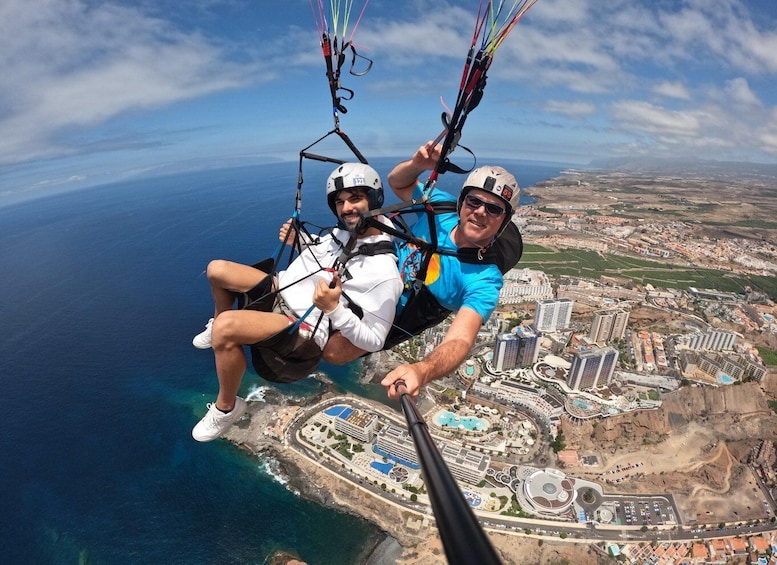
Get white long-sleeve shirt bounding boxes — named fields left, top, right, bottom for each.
left=277, top=225, right=402, bottom=352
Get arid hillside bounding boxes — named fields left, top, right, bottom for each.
left=562, top=380, right=777, bottom=522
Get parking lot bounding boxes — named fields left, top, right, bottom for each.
left=613, top=497, right=677, bottom=527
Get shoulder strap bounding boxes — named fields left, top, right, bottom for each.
left=354, top=240, right=396, bottom=257
left=427, top=202, right=524, bottom=274
left=333, top=237, right=396, bottom=321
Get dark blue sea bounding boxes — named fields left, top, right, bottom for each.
left=0, top=158, right=564, bottom=564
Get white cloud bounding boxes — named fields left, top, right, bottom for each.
left=723, top=78, right=761, bottom=107
left=758, top=108, right=777, bottom=158
left=0, top=0, right=262, bottom=165
left=359, top=5, right=473, bottom=65
left=655, top=0, right=777, bottom=74
left=531, top=0, right=589, bottom=25
left=653, top=81, right=691, bottom=100
left=543, top=100, right=596, bottom=118
left=611, top=100, right=702, bottom=137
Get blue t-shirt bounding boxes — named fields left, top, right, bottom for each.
left=395, top=183, right=503, bottom=322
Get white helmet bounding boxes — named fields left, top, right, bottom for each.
left=457, top=165, right=520, bottom=236
left=326, top=163, right=384, bottom=218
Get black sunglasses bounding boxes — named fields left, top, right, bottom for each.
left=463, top=194, right=505, bottom=218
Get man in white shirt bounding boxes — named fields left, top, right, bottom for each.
left=191, top=163, right=402, bottom=441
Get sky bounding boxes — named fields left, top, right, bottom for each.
left=2, top=0, right=777, bottom=202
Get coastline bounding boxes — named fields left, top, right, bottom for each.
left=223, top=393, right=428, bottom=564
left=221, top=387, right=604, bottom=565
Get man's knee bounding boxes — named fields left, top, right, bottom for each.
left=322, top=348, right=349, bottom=365
left=211, top=311, right=242, bottom=348
left=206, top=259, right=231, bottom=283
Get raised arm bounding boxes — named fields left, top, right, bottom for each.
left=387, top=141, right=442, bottom=200
left=381, top=306, right=482, bottom=399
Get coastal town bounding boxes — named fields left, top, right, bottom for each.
left=225, top=164, right=777, bottom=565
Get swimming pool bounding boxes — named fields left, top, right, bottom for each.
left=572, top=399, right=592, bottom=410
left=433, top=410, right=489, bottom=431
left=325, top=405, right=353, bottom=418
left=718, top=374, right=735, bottom=384
left=462, top=490, right=482, bottom=508
left=373, top=445, right=420, bottom=470
left=371, top=461, right=393, bottom=475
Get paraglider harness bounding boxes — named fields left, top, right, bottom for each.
left=347, top=0, right=533, bottom=347
left=359, top=199, right=523, bottom=350
left=226, top=7, right=385, bottom=383
left=236, top=222, right=397, bottom=384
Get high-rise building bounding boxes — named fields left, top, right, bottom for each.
left=566, top=347, right=618, bottom=391
left=493, top=326, right=541, bottom=371
left=494, top=333, right=520, bottom=372
left=589, top=309, right=629, bottom=343
left=515, top=326, right=541, bottom=367
left=533, top=299, right=573, bottom=332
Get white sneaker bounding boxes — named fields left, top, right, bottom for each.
left=192, top=318, right=214, bottom=349
left=192, top=397, right=247, bottom=442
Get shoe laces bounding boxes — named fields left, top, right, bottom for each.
left=202, top=403, right=224, bottom=429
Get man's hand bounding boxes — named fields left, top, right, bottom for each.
left=412, top=141, right=443, bottom=170
left=312, top=274, right=341, bottom=313
left=278, top=219, right=296, bottom=244
left=388, top=141, right=444, bottom=196
left=382, top=364, right=425, bottom=400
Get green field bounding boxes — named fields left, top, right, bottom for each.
left=517, top=244, right=777, bottom=299
left=757, top=346, right=777, bottom=366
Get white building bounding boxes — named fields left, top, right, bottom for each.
left=377, top=423, right=418, bottom=465
left=499, top=268, right=554, bottom=304
left=675, top=328, right=739, bottom=351
left=534, top=299, right=573, bottom=332
left=334, top=407, right=379, bottom=443
left=376, top=423, right=489, bottom=485
left=439, top=444, right=490, bottom=485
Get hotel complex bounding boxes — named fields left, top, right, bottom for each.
left=376, top=422, right=490, bottom=484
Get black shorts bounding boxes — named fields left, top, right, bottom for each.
left=241, top=258, right=323, bottom=384
left=250, top=328, right=323, bottom=384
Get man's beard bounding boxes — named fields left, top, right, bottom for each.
left=341, top=213, right=368, bottom=235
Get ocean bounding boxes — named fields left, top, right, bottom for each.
left=0, top=158, right=565, bottom=564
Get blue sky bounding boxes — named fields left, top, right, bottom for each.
left=2, top=0, right=777, bottom=202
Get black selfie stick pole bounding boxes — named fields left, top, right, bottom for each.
left=394, top=381, right=501, bottom=565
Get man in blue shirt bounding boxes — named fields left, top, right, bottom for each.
left=381, top=141, right=520, bottom=399
left=325, top=141, right=520, bottom=399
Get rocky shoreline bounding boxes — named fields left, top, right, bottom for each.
left=223, top=391, right=426, bottom=564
